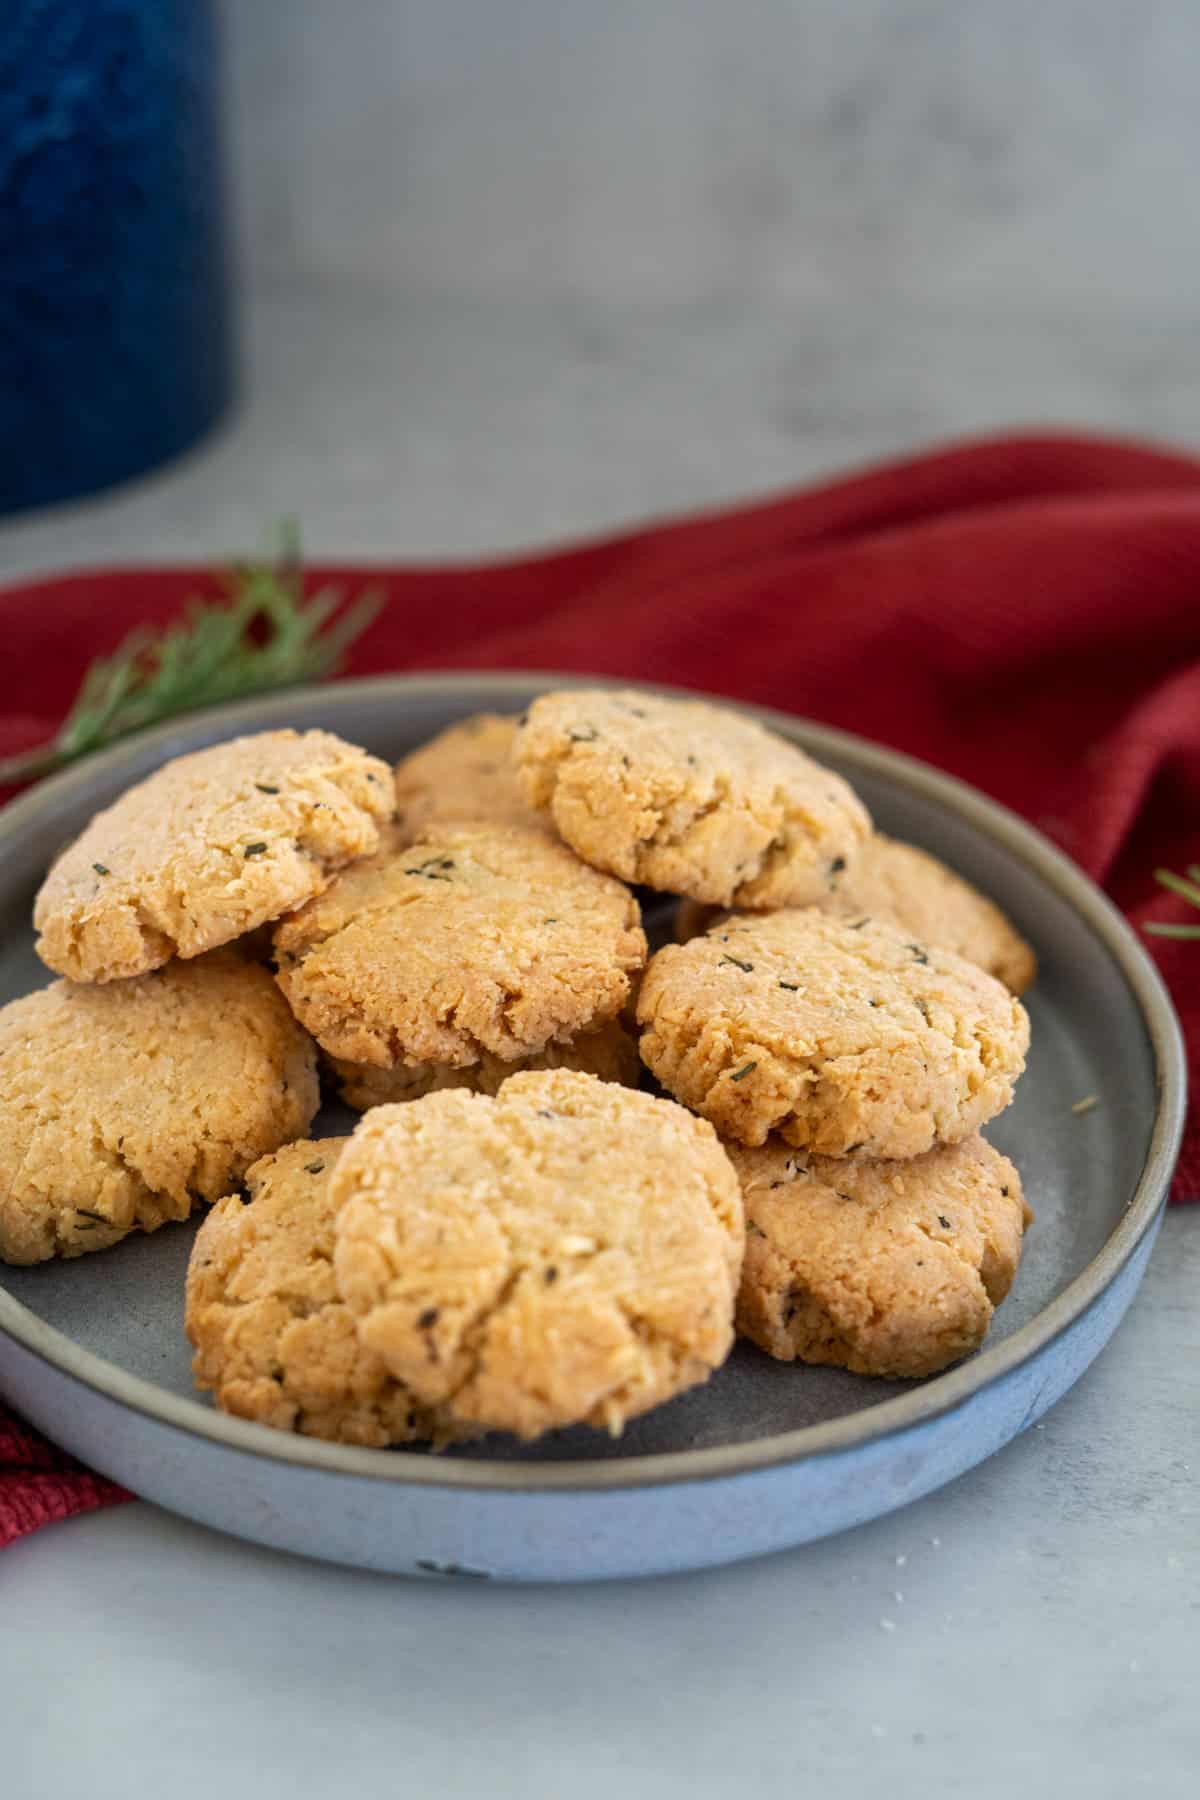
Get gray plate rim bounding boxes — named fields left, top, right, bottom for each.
left=0, top=671, right=1187, bottom=1494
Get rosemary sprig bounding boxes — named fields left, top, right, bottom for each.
left=0, top=522, right=382, bottom=789
left=1145, top=867, right=1200, bottom=941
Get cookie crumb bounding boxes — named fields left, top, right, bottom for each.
left=1071, top=1094, right=1100, bottom=1115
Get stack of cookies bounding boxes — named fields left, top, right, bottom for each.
left=514, top=691, right=1034, bottom=1383
left=0, top=688, right=1035, bottom=1452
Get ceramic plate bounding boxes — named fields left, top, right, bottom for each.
left=0, top=676, right=1185, bottom=1580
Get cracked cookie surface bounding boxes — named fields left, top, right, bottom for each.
left=731, top=1133, right=1031, bottom=1377
left=394, top=712, right=544, bottom=838
left=513, top=688, right=870, bottom=907
left=331, top=1070, right=744, bottom=1441
left=637, top=909, right=1029, bottom=1155
left=186, top=1139, right=438, bottom=1445
left=0, top=952, right=319, bottom=1265
left=675, top=833, right=1036, bottom=994
left=274, top=822, right=646, bottom=1068
left=35, top=729, right=394, bottom=983
left=329, top=1017, right=640, bottom=1110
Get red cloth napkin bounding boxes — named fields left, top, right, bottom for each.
left=3, top=429, right=1198, bottom=1549
left=0, top=1411, right=129, bottom=1545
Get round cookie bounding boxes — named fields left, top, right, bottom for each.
left=186, top=1139, right=438, bottom=1446
left=331, top=1070, right=744, bottom=1442
left=274, top=822, right=646, bottom=1069
left=675, top=834, right=1036, bottom=995
left=731, top=1134, right=1031, bottom=1378
left=0, top=953, right=319, bottom=1265
left=35, top=729, right=395, bottom=983
left=329, top=1017, right=641, bottom=1111
left=394, top=712, right=544, bottom=838
left=513, top=688, right=871, bottom=907
left=637, top=909, right=1029, bottom=1156
left=827, top=835, right=1035, bottom=993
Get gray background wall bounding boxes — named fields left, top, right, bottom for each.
left=222, top=0, right=1199, bottom=313
left=5, top=0, right=1198, bottom=574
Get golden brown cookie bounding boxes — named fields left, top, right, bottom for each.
left=186, top=1139, right=437, bottom=1446
left=675, top=834, right=1036, bottom=995
left=514, top=689, right=871, bottom=907
left=35, top=729, right=394, bottom=983
left=827, top=836, right=1035, bottom=993
left=0, top=953, right=319, bottom=1265
left=331, top=1070, right=743, bottom=1442
left=274, top=822, right=646, bottom=1069
left=732, top=1134, right=1031, bottom=1378
left=637, top=909, right=1029, bottom=1156
left=329, top=1017, right=640, bottom=1110
left=394, top=712, right=544, bottom=838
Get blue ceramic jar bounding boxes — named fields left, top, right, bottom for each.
left=0, top=0, right=235, bottom=512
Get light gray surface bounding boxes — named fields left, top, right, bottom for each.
left=2, top=1212, right=1197, bottom=1798
left=3, top=284, right=1200, bottom=580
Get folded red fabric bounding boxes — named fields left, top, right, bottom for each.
left=3, top=430, right=1197, bottom=1548
left=0, top=1410, right=130, bottom=1547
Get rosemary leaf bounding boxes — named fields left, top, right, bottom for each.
left=1145, top=864, right=1200, bottom=944
left=1154, top=867, right=1200, bottom=910
left=0, top=521, right=382, bottom=789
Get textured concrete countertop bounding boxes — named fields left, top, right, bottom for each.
left=1, top=287, right=1197, bottom=1798
left=3, top=285, right=1200, bottom=576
